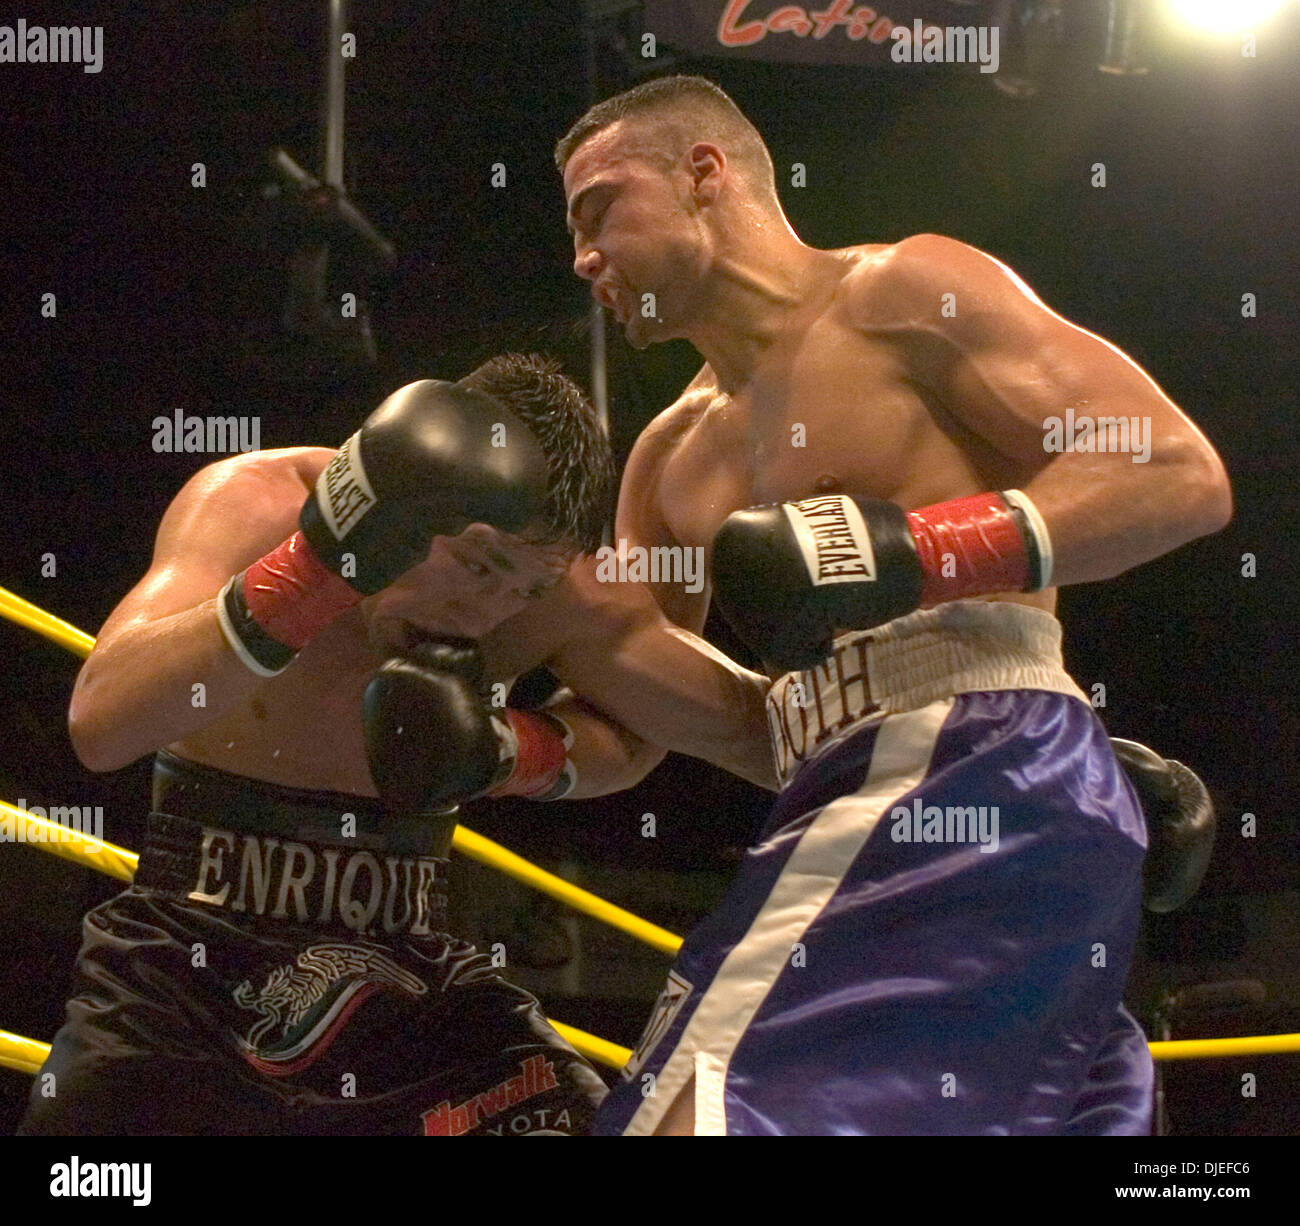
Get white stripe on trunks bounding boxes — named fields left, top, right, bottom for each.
left=622, top=697, right=955, bottom=1136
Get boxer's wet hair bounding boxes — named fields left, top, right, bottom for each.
left=457, top=353, right=614, bottom=554
left=554, top=74, right=778, bottom=207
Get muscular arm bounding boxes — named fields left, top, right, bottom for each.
left=863, top=234, right=1232, bottom=582
left=67, top=453, right=321, bottom=771
left=544, top=562, right=774, bottom=792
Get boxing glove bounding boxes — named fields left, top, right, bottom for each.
left=363, top=638, right=573, bottom=817
left=711, top=490, right=1051, bottom=673
left=219, top=380, right=549, bottom=675
left=1111, top=737, right=1216, bottom=914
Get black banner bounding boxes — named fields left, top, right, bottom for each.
left=644, top=0, right=1002, bottom=66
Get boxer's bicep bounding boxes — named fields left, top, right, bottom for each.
left=863, top=236, right=1188, bottom=466
left=70, top=453, right=316, bottom=770
left=924, top=246, right=1230, bottom=555
left=858, top=236, right=1231, bottom=576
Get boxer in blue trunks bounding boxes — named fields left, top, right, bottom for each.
left=594, top=606, right=1155, bottom=1134
left=554, top=75, right=1230, bottom=1134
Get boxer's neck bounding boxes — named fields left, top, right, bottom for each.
left=685, top=228, right=839, bottom=393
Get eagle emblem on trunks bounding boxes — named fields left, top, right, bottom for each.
left=232, top=942, right=427, bottom=1076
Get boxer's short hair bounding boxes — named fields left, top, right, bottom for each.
left=458, top=353, right=613, bottom=554
left=554, top=74, right=778, bottom=206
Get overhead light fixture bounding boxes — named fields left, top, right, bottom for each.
left=1166, top=0, right=1292, bottom=35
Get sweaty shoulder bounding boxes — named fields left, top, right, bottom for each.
left=152, top=446, right=335, bottom=560
left=188, top=445, right=333, bottom=502
left=836, top=233, right=1047, bottom=337
left=637, top=364, right=719, bottom=455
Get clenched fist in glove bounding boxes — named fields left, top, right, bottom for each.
left=1111, top=737, right=1216, bottom=914
left=363, top=638, right=574, bottom=818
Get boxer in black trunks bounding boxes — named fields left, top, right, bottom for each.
left=20, top=354, right=773, bottom=1136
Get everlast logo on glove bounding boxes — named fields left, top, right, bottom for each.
left=421, top=1055, right=560, bottom=1136
left=317, top=431, right=377, bottom=540
left=782, top=495, right=876, bottom=584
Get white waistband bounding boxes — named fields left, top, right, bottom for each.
left=766, top=601, right=1089, bottom=789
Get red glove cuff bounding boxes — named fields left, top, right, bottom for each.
left=243, top=531, right=363, bottom=649
left=488, top=710, right=570, bottom=799
left=907, top=491, right=1047, bottom=607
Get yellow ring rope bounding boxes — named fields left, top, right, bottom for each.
left=453, top=826, right=681, bottom=956
left=0, top=800, right=138, bottom=882
left=1147, top=1033, right=1300, bottom=1061
left=0, top=585, right=94, bottom=658
left=0, top=1031, right=52, bottom=1077
left=2, top=586, right=1295, bottom=1073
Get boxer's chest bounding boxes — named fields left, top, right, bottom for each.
left=657, top=315, right=981, bottom=555
left=173, top=611, right=382, bottom=794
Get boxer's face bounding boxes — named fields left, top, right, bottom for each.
left=358, top=524, right=575, bottom=651
left=565, top=123, right=707, bottom=348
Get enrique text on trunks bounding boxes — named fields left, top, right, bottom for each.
left=188, top=826, right=445, bottom=935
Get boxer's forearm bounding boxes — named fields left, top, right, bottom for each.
left=1016, top=436, right=1231, bottom=588
left=542, top=692, right=668, bottom=798
left=549, top=685, right=775, bottom=796
left=551, top=618, right=777, bottom=792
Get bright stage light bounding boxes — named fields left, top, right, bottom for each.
left=1167, top=0, right=1293, bottom=35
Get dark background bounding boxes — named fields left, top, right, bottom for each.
left=0, top=0, right=1296, bottom=1136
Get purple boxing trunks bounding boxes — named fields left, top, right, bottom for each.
left=594, top=602, right=1153, bottom=1136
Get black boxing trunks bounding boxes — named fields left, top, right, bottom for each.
left=19, top=750, right=607, bottom=1136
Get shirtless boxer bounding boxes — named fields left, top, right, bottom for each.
left=20, top=353, right=770, bottom=1136
left=554, top=75, right=1232, bottom=1135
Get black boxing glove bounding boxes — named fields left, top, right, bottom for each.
left=300, top=379, right=548, bottom=591
left=218, top=380, right=549, bottom=676
left=363, top=638, right=575, bottom=817
left=711, top=490, right=1052, bottom=673
left=1111, top=737, right=1216, bottom=913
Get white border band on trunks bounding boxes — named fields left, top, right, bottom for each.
left=766, top=600, right=1088, bottom=789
